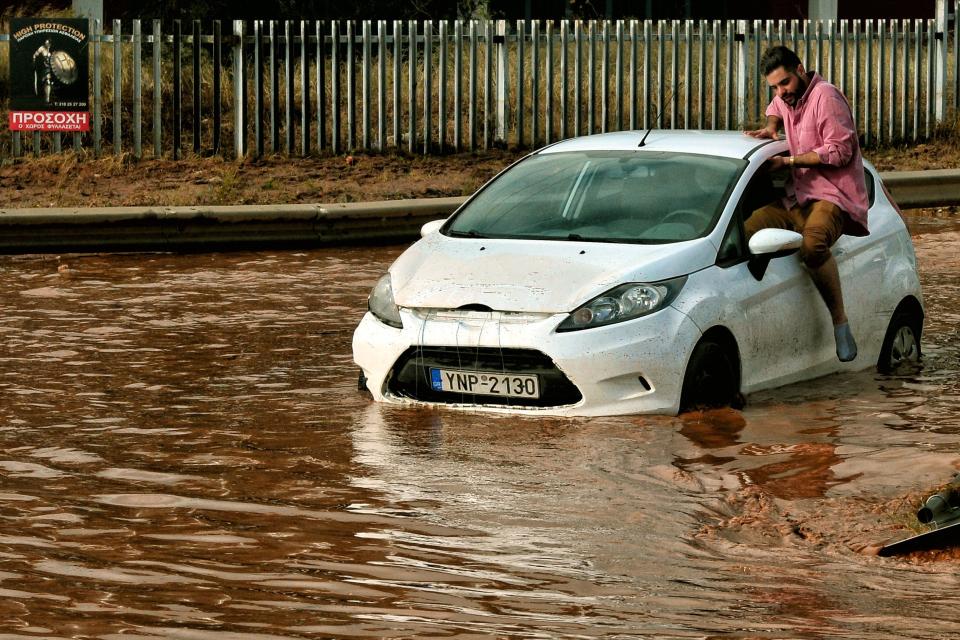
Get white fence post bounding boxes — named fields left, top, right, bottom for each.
left=234, top=19, right=246, bottom=158
left=153, top=19, right=162, bottom=157
left=736, top=19, right=748, bottom=129
left=132, top=20, right=142, bottom=159
left=496, top=20, right=508, bottom=143
left=113, top=19, right=122, bottom=155
left=93, top=19, right=102, bottom=156
left=935, top=0, right=948, bottom=122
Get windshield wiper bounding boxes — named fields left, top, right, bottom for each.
left=563, top=233, right=621, bottom=243
left=448, top=229, right=487, bottom=238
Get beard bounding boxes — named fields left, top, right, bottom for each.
left=782, top=74, right=809, bottom=107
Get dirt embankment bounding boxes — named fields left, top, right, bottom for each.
left=0, top=150, right=523, bottom=209
left=0, top=138, right=958, bottom=210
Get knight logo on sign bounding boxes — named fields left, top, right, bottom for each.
left=8, top=18, right=90, bottom=132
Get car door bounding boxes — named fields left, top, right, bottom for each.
left=707, top=167, right=834, bottom=392
left=829, top=170, right=886, bottom=361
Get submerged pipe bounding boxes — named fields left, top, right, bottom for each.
left=880, top=474, right=960, bottom=556
left=916, top=475, right=960, bottom=527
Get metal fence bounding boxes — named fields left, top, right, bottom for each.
left=2, top=8, right=958, bottom=160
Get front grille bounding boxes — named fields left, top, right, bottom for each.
left=387, top=346, right=582, bottom=408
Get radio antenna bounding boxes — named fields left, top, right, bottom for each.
left=638, top=83, right=682, bottom=148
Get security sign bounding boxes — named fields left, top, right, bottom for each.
left=8, top=18, right=90, bottom=131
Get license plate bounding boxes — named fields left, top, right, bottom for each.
left=429, top=368, right=540, bottom=399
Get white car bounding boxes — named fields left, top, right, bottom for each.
left=352, top=130, right=924, bottom=416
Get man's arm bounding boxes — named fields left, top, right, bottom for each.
left=812, top=94, right=859, bottom=168
left=767, top=150, right=821, bottom=172
left=745, top=115, right=782, bottom=140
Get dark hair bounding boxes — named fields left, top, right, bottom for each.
left=760, top=45, right=802, bottom=75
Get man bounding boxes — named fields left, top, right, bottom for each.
left=33, top=38, right=54, bottom=103
left=745, top=45, right=869, bottom=362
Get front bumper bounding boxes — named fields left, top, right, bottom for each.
left=352, top=306, right=702, bottom=416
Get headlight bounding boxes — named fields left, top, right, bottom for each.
left=556, top=276, right=687, bottom=331
left=368, top=274, right=403, bottom=328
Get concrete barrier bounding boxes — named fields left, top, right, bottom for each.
left=0, top=170, right=956, bottom=254
left=879, top=169, right=960, bottom=209
left=0, top=197, right=467, bottom=253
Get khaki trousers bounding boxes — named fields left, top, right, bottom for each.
left=744, top=200, right=845, bottom=269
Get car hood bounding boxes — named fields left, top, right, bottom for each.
left=390, top=233, right=717, bottom=313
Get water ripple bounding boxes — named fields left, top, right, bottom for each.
left=0, top=227, right=958, bottom=637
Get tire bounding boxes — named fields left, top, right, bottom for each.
left=877, top=309, right=922, bottom=374
left=679, top=337, right=741, bottom=412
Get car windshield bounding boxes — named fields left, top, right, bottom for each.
left=447, top=150, right=746, bottom=243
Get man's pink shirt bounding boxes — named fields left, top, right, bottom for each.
left=766, top=72, right=870, bottom=235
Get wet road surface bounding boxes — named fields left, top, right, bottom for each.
left=1, top=213, right=959, bottom=638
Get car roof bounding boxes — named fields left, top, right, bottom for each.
left=537, top=129, right=780, bottom=160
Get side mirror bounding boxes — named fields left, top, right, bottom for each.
left=747, top=228, right=802, bottom=280
left=420, top=219, right=446, bottom=238
left=748, top=228, right=803, bottom=255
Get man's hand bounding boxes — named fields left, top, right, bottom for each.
left=766, top=155, right=789, bottom=171
left=745, top=126, right=780, bottom=140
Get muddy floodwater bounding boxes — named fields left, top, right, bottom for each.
left=1, top=213, right=959, bottom=639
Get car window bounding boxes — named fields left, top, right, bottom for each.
left=716, top=214, right=745, bottom=266
left=446, top=151, right=746, bottom=244
left=717, top=166, right=786, bottom=266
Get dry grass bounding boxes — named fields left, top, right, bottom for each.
left=0, top=147, right=523, bottom=208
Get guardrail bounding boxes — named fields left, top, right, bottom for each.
left=0, top=170, right=956, bottom=254
left=879, top=169, right=960, bottom=208
left=0, top=197, right=464, bottom=253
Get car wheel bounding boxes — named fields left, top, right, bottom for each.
left=877, top=309, right=922, bottom=373
left=679, top=338, right=741, bottom=412
left=358, top=370, right=370, bottom=393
